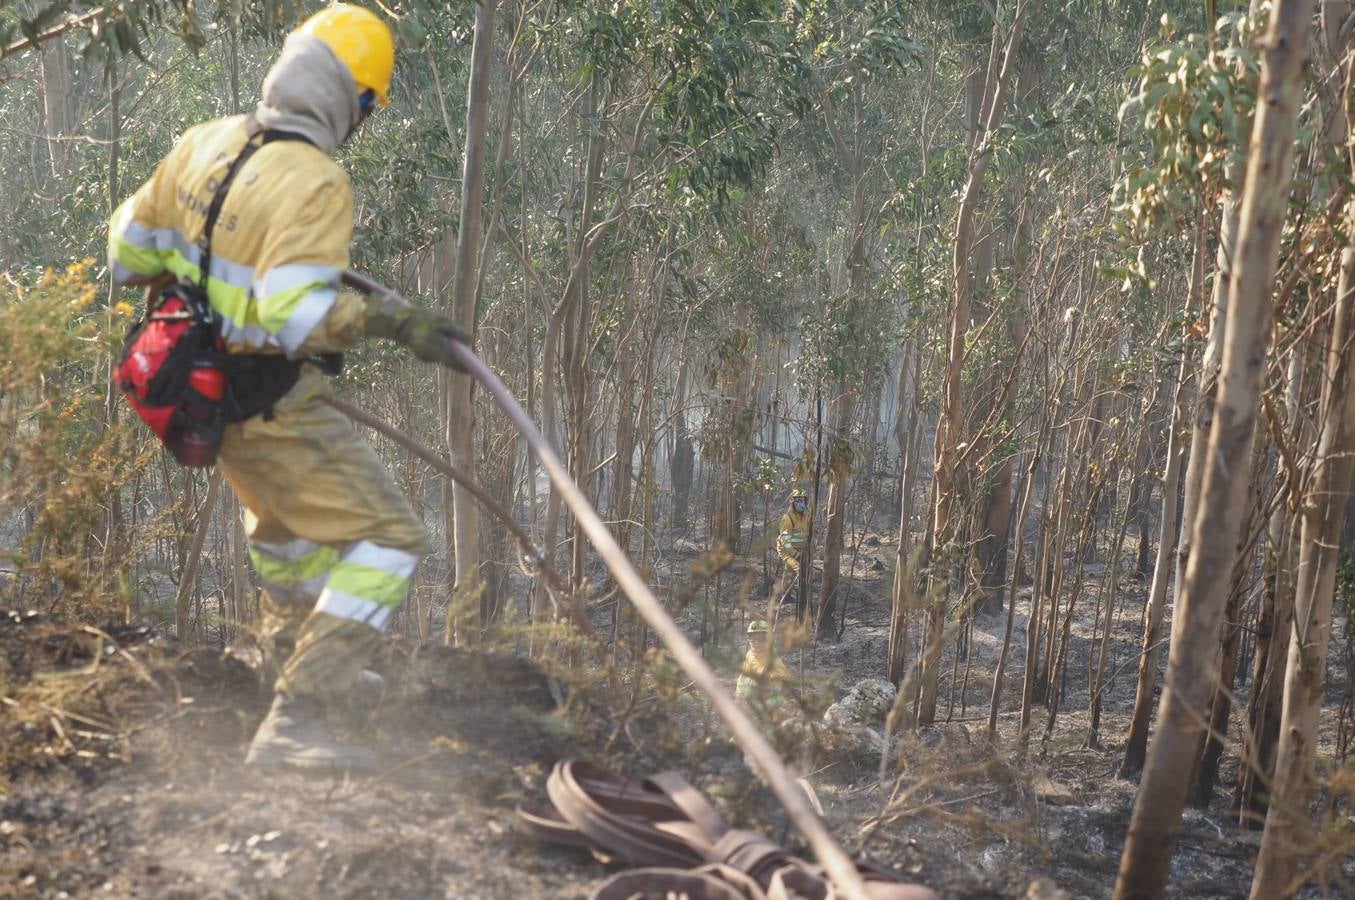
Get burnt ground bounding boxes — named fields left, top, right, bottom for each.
left=653, top=527, right=1355, bottom=900
left=0, top=620, right=602, bottom=899
left=1, top=527, right=1354, bottom=899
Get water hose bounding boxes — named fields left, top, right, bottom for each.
left=325, top=395, right=621, bottom=693
left=341, top=270, right=871, bottom=900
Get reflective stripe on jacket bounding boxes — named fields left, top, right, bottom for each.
left=777, top=509, right=809, bottom=551
left=108, top=115, right=365, bottom=357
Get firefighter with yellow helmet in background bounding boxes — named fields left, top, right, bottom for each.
left=108, top=5, right=468, bottom=772
left=774, top=488, right=810, bottom=602
left=735, top=619, right=791, bottom=701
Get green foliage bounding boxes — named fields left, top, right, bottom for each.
left=795, top=278, right=893, bottom=393
left=824, top=432, right=853, bottom=485
left=0, top=1, right=208, bottom=65
left=1113, top=12, right=1259, bottom=237
left=0, top=263, right=156, bottom=615
left=696, top=330, right=758, bottom=464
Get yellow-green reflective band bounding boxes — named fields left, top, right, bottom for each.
left=326, top=562, right=410, bottom=609
left=160, top=247, right=257, bottom=332
left=211, top=281, right=252, bottom=330
left=249, top=544, right=339, bottom=586
left=256, top=280, right=327, bottom=333
left=162, top=248, right=321, bottom=348
left=110, top=235, right=165, bottom=278
left=255, top=264, right=340, bottom=299
left=275, top=289, right=336, bottom=354
left=315, top=589, right=392, bottom=630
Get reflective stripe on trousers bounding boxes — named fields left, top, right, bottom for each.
left=250, top=537, right=417, bottom=631
left=313, top=540, right=418, bottom=631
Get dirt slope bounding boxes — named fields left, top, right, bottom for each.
left=4, top=529, right=1353, bottom=900
left=0, top=619, right=600, bottom=899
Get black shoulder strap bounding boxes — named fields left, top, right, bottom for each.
left=261, top=127, right=316, bottom=146
left=198, top=137, right=263, bottom=292
left=197, top=118, right=316, bottom=291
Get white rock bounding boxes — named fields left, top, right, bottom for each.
left=823, top=677, right=897, bottom=729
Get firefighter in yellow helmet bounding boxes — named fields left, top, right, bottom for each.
left=774, top=489, right=810, bottom=601
left=734, top=619, right=791, bottom=701
left=108, top=6, right=463, bottom=772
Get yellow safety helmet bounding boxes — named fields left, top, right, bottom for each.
left=297, top=4, right=395, bottom=107
left=747, top=619, right=771, bottom=635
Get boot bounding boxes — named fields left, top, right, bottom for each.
left=244, top=693, right=378, bottom=773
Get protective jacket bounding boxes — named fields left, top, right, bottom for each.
left=108, top=115, right=364, bottom=358
left=109, top=35, right=366, bottom=359
left=735, top=644, right=792, bottom=700
left=776, top=508, right=809, bottom=574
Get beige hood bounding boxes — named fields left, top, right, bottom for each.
left=254, top=33, right=362, bottom=155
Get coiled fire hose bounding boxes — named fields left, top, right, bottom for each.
left=341, top=271, right=871, bottom=900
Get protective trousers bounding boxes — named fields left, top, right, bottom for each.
left=218, top=366, right=426, bottom=703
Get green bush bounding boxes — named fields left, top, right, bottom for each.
left=0, top=262, right=157, bottom=617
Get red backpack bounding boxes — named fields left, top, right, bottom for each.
left=115, top=136, right=265, bottom=467
left=116, top=282, right=225, bottom=466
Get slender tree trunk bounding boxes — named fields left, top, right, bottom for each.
left=1088, top=422, right=1140, bottom=747
left=39, top=37, right=75, bottom=178
left=975, top=458, right=1015, bottom=615
left=1193, top=456, right=1266, bottom=806
left=1043, top=462, right=1104, bottom=740
left=1235, top=345, right=1307, bottom=821
left=989, top=440, right=1041, bottom=736
left=1113, top=3, right=1314, bottom=894
left=227, top=11, right=240, bottom=115
left=920, top=0, right=1030, bottom=723
left=817, top=78, right=868, bottom=639
left=230, top=491, right=248, bottom=628
left=888, top=343, right=921, bottom=684
left=611, top=301, right=640, bottom=556
left=1237, top=0, right=1354, bottom=828
left=817, top=391, right=857, bottom=638
left=1121, top=228, right=1205, bottom=777
left=175, top=471, right=222, bottom=643
left=1250, top=245, right=1355, bottom=898
left=1172, top=0, right=1262, bottom=620
left=671, top=356, right=695, bottom=533
left=444, top=0, right=495, bottom=641
left=99, top=56, right=125, bottom=592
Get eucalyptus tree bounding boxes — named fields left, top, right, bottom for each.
left=759, top=0, right=920, bottom=638
left=917, top=0, right=1030, bottom=725
left=1111, top=8, right=1261, bottom=776
left=431, top=1, right=816, bottom=633
left=1114, top=0, right=1315, bottom=894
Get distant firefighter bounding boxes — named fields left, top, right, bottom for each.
left=735, top=619, right=791, bottom=701
left=774, top=488, right=810, bottom=600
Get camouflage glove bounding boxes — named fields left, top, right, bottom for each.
left=363, top=294, right=471, bottom=372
